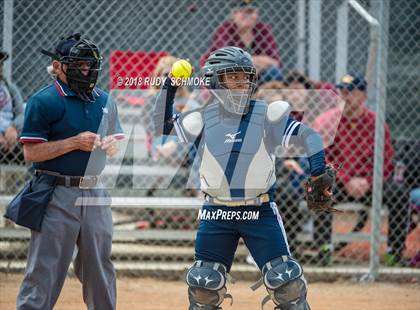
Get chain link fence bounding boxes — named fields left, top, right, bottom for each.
left=1, top=0, right=419, bottom=279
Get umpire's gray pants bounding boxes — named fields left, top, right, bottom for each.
left=17, top=185, right=116, bottom=310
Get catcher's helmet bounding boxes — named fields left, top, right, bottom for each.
left=203, top=46, right=257, bottom=115
left=42, top=33, right=102, bottom=98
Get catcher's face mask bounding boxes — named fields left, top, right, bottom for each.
left=212, top=66, right=257, bottom=115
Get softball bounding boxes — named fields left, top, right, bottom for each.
left=171, top=59, right=193, bottom=78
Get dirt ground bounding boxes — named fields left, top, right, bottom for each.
left=1, top=273, right=419, bottom=310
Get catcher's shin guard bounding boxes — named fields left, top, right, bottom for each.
left=186, top=261, right=232, bottom=310
left=261, top=256, right=311, bottom=310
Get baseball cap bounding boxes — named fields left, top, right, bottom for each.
left=0, top=50, right=9, bottom=63
left=236, top=0, right=258, bottom=11
left=336, top=73, right=367, bottom=91
left=41, top=33, right=81, bottom=59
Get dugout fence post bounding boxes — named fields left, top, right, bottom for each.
left=2, top=0, right=14, bottom=82
left=348, top=0, right=389, bottom=280
left=335, top=0, right=348, bottom=83
left=308, top=0, right=321, bottom=80
left=296, top=0, right=306, bottom=73
left=369, top=0, right=389, bottom=280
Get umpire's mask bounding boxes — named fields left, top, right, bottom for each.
left=42, top=33, right=102, bottom=99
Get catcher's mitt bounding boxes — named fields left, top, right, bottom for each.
left=304, top=166, right=340, bottom=213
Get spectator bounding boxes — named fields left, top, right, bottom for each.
left=0, top=50, right=25, bottom=164
left=389, top=138, right=420, bottom=267
left=255, top=80, right=286, bottom=103
left=200, top=0, right=283, bottom=84
left=284, top=70, right=313, bottom=90
left=312, top=73, right=410, bottom=266
left=407, top=188, right=420, bottom=268
left=283, top=70, right=316, bottom=123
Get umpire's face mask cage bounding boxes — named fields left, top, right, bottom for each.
left=61, top=40, right=102, bottom=97
left=213, top=66, right=257, bottom=115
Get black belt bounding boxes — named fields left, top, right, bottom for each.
left=35, top=170, right=99, bottom=188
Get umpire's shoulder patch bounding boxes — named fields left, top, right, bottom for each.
left=182, top=111, right=203, bottom=136
left=267, top=100, right=290, bottom=123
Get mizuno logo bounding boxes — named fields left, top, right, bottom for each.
left=224, top=131, right=242, bottom=143
left=193, top=274, right=202, bottom=284
left=204, top=276, right=213, bottom=286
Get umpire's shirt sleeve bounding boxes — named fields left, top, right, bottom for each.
left=19, top=95, right=63, bottom=143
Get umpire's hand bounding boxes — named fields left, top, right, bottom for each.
left=75, top=131, right=101, bottom=152
left=101, top=135, right=119, bottom=157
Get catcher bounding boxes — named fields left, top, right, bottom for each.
left=153, top=46, right=335, bottom=310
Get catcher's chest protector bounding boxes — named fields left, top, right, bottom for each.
left=199, top=102, right=276, bottom=201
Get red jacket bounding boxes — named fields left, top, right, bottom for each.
left=313, top=106, right=394, bottom=187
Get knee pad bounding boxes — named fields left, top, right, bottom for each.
left=186, top=260, right=231, bottom=309
left=262, top=256, right=310, bottom=310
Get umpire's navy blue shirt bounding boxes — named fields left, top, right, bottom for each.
left=20, top=79, right=124, bottom=176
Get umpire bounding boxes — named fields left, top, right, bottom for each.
left=16, top=34, right=124, bottom=309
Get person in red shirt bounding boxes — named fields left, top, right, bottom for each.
left=200, top=0, right=283, bottom=84
left=312, top=73, right=410, bottom=266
